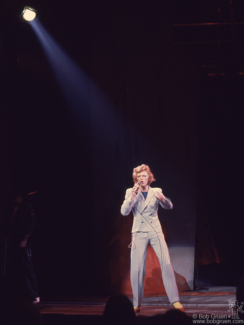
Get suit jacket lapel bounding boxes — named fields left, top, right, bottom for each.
left=137, top=190, right=144, bottom=210
left=141, top=187, right=154, bottom=213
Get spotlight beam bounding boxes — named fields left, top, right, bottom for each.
left=30, top=20, right=119, bottom=138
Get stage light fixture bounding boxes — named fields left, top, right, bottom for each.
left=21, top=6, right=37, bottom=22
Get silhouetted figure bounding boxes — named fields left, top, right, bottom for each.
left=103, top=294, right=136, bottom=325
left=8, top=193, right=39, bottom=302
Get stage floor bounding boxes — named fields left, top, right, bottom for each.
left=38, top=286, right=236, bottom=317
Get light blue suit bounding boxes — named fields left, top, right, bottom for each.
left=121, top=187, right=179, bottom=307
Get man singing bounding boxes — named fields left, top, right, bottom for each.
left=9, top=193, right=40, bottom=303
left=121, top=164, right=184, bottom=312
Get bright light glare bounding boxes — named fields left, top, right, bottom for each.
left=22, top=8, right=37, bottom=21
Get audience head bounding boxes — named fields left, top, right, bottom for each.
left=145, top=309, right=191, bottom=325
left=103, top=294, right=136, bottom=325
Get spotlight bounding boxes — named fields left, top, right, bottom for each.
left=20, top=6, right=37, bottom=22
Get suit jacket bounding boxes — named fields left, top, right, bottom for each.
left=121, top=187, right=173, bottom=233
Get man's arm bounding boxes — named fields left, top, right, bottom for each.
left=121, top=189, right=137, bottom=216
left=20, top=235, right=29, bottom=247
left=20, top=204, right=35, bottom=247
left=154, top=188, right=173, bottom=209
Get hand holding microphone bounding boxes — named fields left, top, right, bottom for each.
left=131, top=182, right=140, bottom=200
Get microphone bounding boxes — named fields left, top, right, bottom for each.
left=135, top=182, right=140, bottom=194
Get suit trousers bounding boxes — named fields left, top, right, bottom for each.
left=9, top=243, right=39, bottom=300
left=130, top=231, right=179, bottom=307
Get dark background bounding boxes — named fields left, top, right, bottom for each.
left=0, top=0, right=244, bottom=297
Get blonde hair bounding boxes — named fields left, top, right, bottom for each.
left=132, top=164, right=156, bottom=185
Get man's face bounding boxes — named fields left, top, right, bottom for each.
left=137, top=171, right=149, bottom=186
left=15, top=195, right=23, bottom=204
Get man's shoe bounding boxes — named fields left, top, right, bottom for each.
left=134, top=307, right=140, bottom=313
left=173, top=302, right=184, bottom=312
left=33, top=297, right=40, bottom=304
